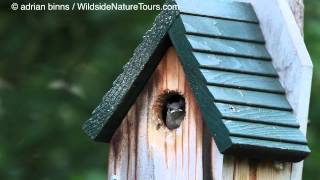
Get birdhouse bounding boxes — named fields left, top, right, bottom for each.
left=83, top=0, right=313, bottom=179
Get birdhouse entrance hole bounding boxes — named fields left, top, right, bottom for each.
left=155, top=90, right=186, bottom=130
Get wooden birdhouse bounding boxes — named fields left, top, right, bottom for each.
left=83, top=0, right=313, bottom=179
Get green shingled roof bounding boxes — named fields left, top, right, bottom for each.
left=83, top=0, right=310, bottom=162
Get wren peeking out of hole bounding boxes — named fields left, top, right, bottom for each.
left=158, top=91, right=186, bottom=130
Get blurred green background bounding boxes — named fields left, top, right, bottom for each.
left=0, top=0, right=319, bottom=179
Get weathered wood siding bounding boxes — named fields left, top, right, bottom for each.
left=107, top=47, right=219, bottom=179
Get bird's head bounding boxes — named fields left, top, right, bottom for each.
left=167, top=99, right=185, bottom=120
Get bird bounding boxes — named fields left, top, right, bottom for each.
left=165, top=98, right=185, bottom=130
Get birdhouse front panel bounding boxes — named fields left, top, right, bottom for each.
left=107, top=47, right=219, bottom=179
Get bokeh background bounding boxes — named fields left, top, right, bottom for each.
left=0, top=0, right=319, bottom=179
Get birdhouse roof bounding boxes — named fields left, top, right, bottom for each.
left=83, top=0, right=310, bottom=162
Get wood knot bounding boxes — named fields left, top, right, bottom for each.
left=273, top=161, right=284, bottom=171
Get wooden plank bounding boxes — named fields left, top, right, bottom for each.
left=107, top=114, right=130, bottom=179
left=211, top=139, right=224, bottom=180
left=215, top=102, right=299, bottom=127
left=222, top=156, right=235, bottom=180
left=181, top=14, right=264, bottom=42
left=208, top=86, right=292, bottom=110
left=175, top=0, right=258, bottom=23
left=134, top=88, right=151, bottom=179
left=224, top=120, right=307, bottom=144
left=200, top=69, right=285, bottom=93
left=177, top=46, right=187, bottom=180
left=233, top=158, right=251, bottom=180
left=187, top=35, right=271, bottom=59
left=203, top=122, right=224, bottom=180
left=194, top=52, right=277, bottom=77
left=126, top=106, right=137, bottom=179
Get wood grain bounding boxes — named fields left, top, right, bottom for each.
left=222, top=156, right=235, bottom=180
left=108, top=47, right=219, bottom=179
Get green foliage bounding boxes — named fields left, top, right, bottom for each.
left=0, top=0, right=161, bottom=179
left=0, top=0, right=319, bottom=179
left=303, top=0, right=320, bottom=179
